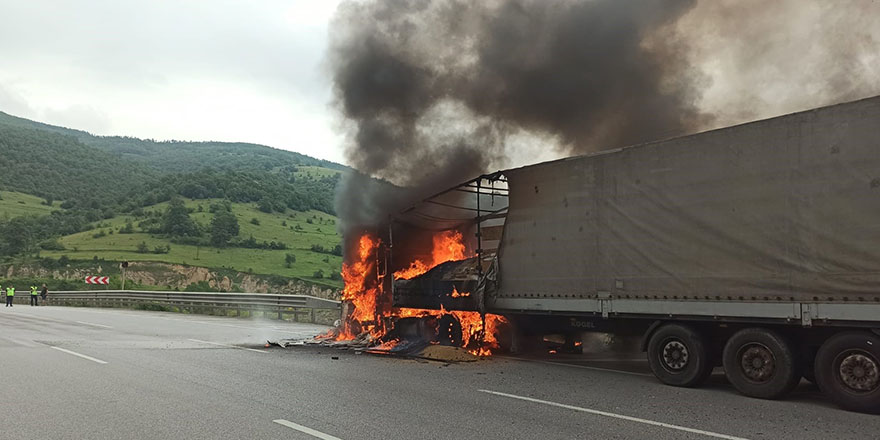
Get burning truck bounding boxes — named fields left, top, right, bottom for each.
left=325, top=96, right=880, bottom=414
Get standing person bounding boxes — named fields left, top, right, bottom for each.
left=40, top=284, right=48, bottom=305
left=30, top=285, right=39, bottom=306
left=5, top=286, right=14, bottom=307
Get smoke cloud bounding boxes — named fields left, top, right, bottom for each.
left=329, top=0, right=880, bottom=232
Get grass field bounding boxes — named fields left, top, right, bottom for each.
left=0, top=191, right=57, bottom=218
left=42, top=199, right=343, bottom=288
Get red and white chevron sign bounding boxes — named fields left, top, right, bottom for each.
left=84, top=276, right=110, bottom=285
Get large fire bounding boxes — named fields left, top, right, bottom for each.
left=329, top=230, right=508, bottom=357
left=393, top=230, right=467, bottom=280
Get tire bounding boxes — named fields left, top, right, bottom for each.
left=647, top=324, right=713, bottom=387
left=722, top=328, right=801, bottom=400
left=815, top=332, right=880, bottom=414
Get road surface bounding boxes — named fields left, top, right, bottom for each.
left=0, top=305, right=876, bottom=439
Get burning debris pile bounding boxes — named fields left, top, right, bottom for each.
left=315, top=232, right=509, bottom=359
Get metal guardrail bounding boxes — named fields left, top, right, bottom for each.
left=5, top=290, right=341, bottom=324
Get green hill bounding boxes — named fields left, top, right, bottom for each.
left=0, top=123, right=157, bottom=204
left=0, top=110, right=349, bottom=290
left=0, top=111, right=348, bottom=175
left=41, top=199, right=342, bottom=288
left=0, top=191, right=58, bottom=219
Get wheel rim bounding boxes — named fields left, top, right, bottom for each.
left=737, top=342, right=776, bottom=383
left=660, top=339, right=689, bottom=372
left=836, top=350, right=880, bottom=393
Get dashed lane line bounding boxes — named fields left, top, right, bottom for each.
left=273, top=419, right=342, bottom=440
left=478, top=389, right=750, bottom=440
left=50, top=346, right=108, bottom=364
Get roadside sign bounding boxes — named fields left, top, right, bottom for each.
left=85, top=276, right=110, bottom=285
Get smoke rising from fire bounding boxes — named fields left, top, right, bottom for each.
left=330, top=0, right=880, bottom=231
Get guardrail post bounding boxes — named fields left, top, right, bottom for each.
left=310, top=308, right=316, bottom=323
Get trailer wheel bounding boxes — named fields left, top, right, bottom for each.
left=722, top=328, right=801, bottom=400
left=647, top=324, right=713, bottom=387
left=815, top=332, right=880, bottom=414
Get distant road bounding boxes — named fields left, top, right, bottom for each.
left=1, top=306, right=877, bottom=439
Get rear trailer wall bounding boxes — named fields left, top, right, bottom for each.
left=492, top=96, right=880, bottom=308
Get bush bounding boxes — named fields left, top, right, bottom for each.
left=39, top=239, right=66, bottom=251
left=135, top=303, right=170, bottom=312
left=136, top=242, right=150, bottom=253
left=312, top=269, right=324, bottom=279
left=250, top=218, right=260, bottom=225
left=184, top=281, right=217, bottom=292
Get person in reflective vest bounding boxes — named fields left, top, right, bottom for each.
left=5, top=286, right=14, bottom=307
left=30, top=286, right=39, bottom=306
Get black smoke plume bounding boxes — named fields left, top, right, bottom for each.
left=331, top=0, right=704, bottom=232
left=329, top=0, right=880, bottom=239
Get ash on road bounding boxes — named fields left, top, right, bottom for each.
left=0, top=306, right=874, bottom=439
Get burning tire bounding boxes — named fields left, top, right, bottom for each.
left=647, top=324, right=713, bottom=387
left=722, top=328, right=801, bottom=400
left=437, top=314, right=463, bottom=346
left=815, top=332, right=880, bottom=413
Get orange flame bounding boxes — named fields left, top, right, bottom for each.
left=335, top=234, right=381, bottom=340
left=394, top=230, right=468, bottom=280
left=330, top=231, right=508, bottom=356
left=450, top=287, right=470, bottom=298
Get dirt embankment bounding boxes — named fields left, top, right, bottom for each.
left=3, top=262, right=340, bottom=300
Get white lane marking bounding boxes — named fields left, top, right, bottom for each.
left=273, top=419, right=342, bottom=440
left=75, top=321, right=113, bottom=329
left=497, top=356, right=652, bottom=377
left=187, top=338, right=268, bottom=353
left=50, top=346, right=108, bottom=364
left=479, top=390, right=750, bottom=440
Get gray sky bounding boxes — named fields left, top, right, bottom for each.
left=0, top=0, right=345, bottom=163
left=1, top=1, right=878, bottom=169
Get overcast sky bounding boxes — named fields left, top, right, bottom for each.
left=1, top=1, right=878, bottom=169
left=0, top=0, right=346, bottom=163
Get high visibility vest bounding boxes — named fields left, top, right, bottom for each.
left=6, top=287, right=13, bottom=297
left=30, top=286, right=38, bottom=296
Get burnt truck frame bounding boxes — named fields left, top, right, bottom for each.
left=385, top=95, right=880, bottom=414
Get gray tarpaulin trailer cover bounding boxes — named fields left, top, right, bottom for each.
left=391, top=96, right=880, bottom=413
left=496, top=95, right=880, bottom=303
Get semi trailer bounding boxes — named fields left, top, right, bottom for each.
left=387, top=95, right=880, bottom=413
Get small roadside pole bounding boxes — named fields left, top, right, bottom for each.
left=120, top=261, right=129, bottom=290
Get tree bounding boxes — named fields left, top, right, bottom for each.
left=210, top=209, right=240, bottom=247
left=120, top=222, right=134, bottom=234
left=162, top=198, right=200, bottom=237
left=284, top=253, right=296, bottom=268
left=136, top=241, right=150, bottom=253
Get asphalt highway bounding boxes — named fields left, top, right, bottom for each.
left=1, top=305, right=877, bottom=440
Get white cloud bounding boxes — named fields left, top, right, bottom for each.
left=0, top=0, right=345, bottom=163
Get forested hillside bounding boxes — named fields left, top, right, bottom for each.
left=0, top=110, right=348, bottom=289
left=0, top=111, right=346, bottom=174
left=0, top=124, right=156, bottom=204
